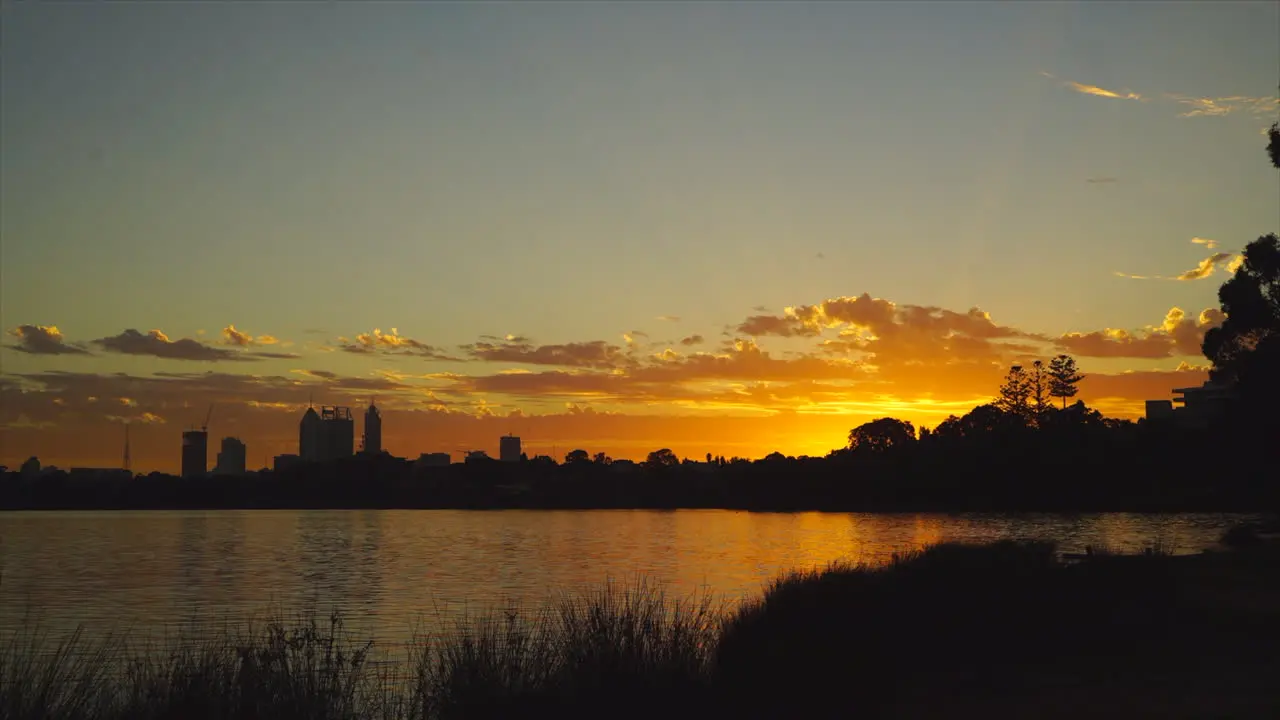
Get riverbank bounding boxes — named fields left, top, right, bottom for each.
left=4, top=537, right=1278, bottom=719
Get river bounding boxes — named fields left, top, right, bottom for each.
left=0, top=509, right=1256, bottom=643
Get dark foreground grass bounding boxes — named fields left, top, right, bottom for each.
left=5, top=541, right=1279, bottom=720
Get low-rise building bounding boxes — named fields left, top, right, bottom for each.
left=414, top=452, right=452, bottom=468
left=1145, top=380, right=1236, bottom=428
left=273, top=454, right=302, bottom=472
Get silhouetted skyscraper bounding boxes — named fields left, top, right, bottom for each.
left=500, top=434, right=522, bottom=462
left=320, top=406, right=354, bottom=459
left=363, top=400, right=382, bottom=455
left=215, top=437, right=247, bottom=475
left=300, top=406, right=322, bottom=461
left=182, top=430, right=208, bottom=478
left=299, top=404, right=354, bottom=461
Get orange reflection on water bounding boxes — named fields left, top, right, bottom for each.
left=0, top=510, right=1252, bottom=646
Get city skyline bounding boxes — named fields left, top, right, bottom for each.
left=3, top=2, right=1279, bottom=472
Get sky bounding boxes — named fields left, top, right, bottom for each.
left=2, top=1, right=1278, bottom=472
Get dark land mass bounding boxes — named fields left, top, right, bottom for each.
left=6, top=533, right=1280, bottom=719
left=3, top=406, right=1277, bottom=512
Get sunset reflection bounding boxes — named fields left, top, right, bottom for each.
left=1, top=510, right=1254, bottom=644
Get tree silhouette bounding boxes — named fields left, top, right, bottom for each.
left=996, top=365, right=1031, bottom=417
left=592, top=451, right=612, bottom=465
left=847, top=418, right=916, bottom=453
left=1267, top=122, right=1279, bottom=169
left=1201, top=234, right=1280, bottom=384
left=565, top=449, right=590, bottom=465
left=1047, top=355, right=1084, bottom=409
left=645, top=448, right=679, bottom=468
left=931, top=404, right=1030, bottom=445
left=1030, top=360, right=1049, bottom=415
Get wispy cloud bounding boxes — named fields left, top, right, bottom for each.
left=1227, top=254, right=1245, bottom=274
left=1115, top=248, right=1236, bottom=282
left=1176, top=252, right=1234, bottom=281
left=1167, top=94, right=1278, bottom=118
left=1042, top=71, right=1276, bottom=121
left=1086, top=176, right=1118, bottom=184
left=1065, top=80, right=1142, bottom=101
left=655, top=315, right=681, bottom=323
left=106, top=411, right=166, bottom=425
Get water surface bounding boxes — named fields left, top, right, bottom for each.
left=0, top=510, right=1252, bottom=642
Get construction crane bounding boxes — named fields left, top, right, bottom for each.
left=202, top=403, right=214, bottom=433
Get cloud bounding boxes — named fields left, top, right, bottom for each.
left=723, top=294, right=1053, bottom=400
left=247, top=351, right=302, bottom=360
left=1086, top=177, right=1118, bottom=184
left=222, top=325, right=253, bottom=346
left=655, top=315, right=681, bottom=322
left=1176, top=253, right=1233, bottom=281
left=2, top=292, right=1236, bottom=470
left=93, top=329, right=253, bottom=362
left=1191, top=237, right=1218, bottom=250
left=1056, top=307, right=1223, bottom=358
left=106, top=412, right=166, bottom=425
left=1167, top=94, right=1278, bottom=118
left=738, top=294, right=1031, bottom=344
left=1041, top=72, right=1279, bottom=120
left=1227, top=254, right=1245, bottom=273
left=292, top=369, right=338, bottom=380
left=1115, top=251, right=1234, bottom=282
left=1065, top=80, right=1142, bottom=101
left=222, top=325, right=283, bottom=347
left=463, top=338, right=631, bottom=369
left=339, top=328, right=459, bottom=360
left=737, top=313, right=823, bottom=338
left=6, top=325, right=91, bottom=355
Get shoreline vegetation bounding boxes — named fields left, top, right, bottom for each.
left=5, top=527, right=1279, bottom=719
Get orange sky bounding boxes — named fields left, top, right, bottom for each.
left=2, top=296, right=1219, bottom=472
left=3, top=3, right=1275, bottom=472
